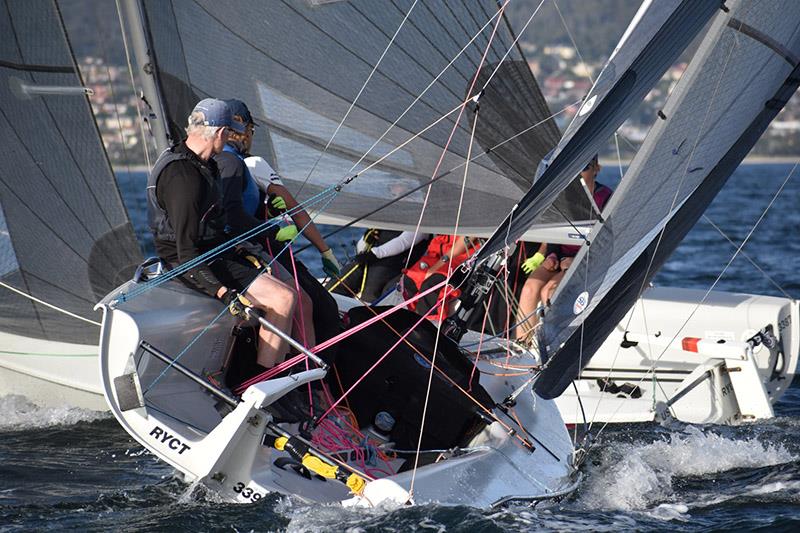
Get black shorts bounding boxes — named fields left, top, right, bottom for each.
left=208, top=253, right=261, bottom=293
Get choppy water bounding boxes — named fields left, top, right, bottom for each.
left=2, top=163, right=799, bottom=531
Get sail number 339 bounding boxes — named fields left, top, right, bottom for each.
left=233, top=481, right=264, bottom=502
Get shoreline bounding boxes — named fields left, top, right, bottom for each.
left=114, top=155, right=798, bottom=174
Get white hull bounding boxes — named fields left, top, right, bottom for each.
left=556, top=287, right=800, bottom=425
left=0, top=331, right=106, bottom=411
left=97, top=281, right=576, bottom=507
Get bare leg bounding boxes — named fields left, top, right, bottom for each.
left=516, top=266, right=557, bottom=340
left=244, top=273, right=297, bottom=368
left=541, top=271, right=565, bottom=304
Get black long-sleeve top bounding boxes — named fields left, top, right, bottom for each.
left=154, top=143, right=227, bottom=296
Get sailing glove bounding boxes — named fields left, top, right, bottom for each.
left=521, top=252, right=546, bottom=274
left=275, top=224, right=298, bottom=242
left=267, top=194, right=287, bottom=218
left=220, top=289, right=252, bottom=318
left=321, top=248, right=341, bottom=277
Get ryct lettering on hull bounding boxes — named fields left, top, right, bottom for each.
left=149, top=426, right=191, bottom=455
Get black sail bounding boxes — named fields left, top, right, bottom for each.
left=476, top=0, right=721, bottom=262
left=534, top=0, right=800, bottom=399
left=140, top=0, right=562, bottom=235
left=0, top=0, right=141, bottom=345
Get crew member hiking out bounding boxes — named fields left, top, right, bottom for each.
left=147, top=98, right=298, bottom=369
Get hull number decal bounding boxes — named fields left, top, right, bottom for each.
left=233, top=481, right=264, bottom=502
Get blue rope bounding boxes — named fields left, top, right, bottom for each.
left=142, top=186, right=341, bottom=393
left=120, top=186, right=337, bottom=302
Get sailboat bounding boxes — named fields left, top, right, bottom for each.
left=0, top=0, right=142, bottom=410
left=92, top=0, right=763, bottom=506
left=529, top=0, right=800, bottom=425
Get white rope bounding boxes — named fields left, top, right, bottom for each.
left=347, top=5, right=508, bottom=178
left=296, top=0, right=420, bottom=195
left=408, top=3, right=509, bottom=495
left=0, top=281, right=101, bottom=327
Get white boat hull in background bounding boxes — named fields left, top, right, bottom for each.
left=0, top=331, right=106, bottom=411
left=556, top=287, right=800, bottom=425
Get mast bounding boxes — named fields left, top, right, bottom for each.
left=118, top=0, right=171, bottom=154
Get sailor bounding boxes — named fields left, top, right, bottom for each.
left=147, top=98, right=297, bottom=369
left=402, top=234, right=481, bottom=320
left=329, top=229, right=431, bottom=303
left=217, top=98, right=341, bottom=360
left=516, top=154, right=612, bottom=341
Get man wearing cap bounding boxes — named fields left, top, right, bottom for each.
left=147, top=98, right=298, bottom=369
left=215, top=98, right=341, bottom=361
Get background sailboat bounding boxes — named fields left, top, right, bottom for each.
left=0, top=0, right=142, bottom=409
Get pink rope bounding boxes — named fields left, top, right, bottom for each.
left=319, top=299, right=443, bottom=421
left=312, top=278, right=447, bottom=353
left=234, top=353, right=306, bottom=394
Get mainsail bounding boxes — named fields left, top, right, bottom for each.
left=534, top=0, right=800, bottom=399
left=476, top=0, right=721, bottom=261
left=0, top=0, right=141, bottom=345
left=138, top=0, right=570, bottom=235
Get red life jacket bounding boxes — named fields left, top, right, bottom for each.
left=403, top=235, right=480, bottom=319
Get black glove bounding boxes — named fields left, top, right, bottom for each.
left=355, top=250, right=378, bottom=265
left=363, top=228, right=380, bottom=246
left=220, top=289, right=251, bottom=318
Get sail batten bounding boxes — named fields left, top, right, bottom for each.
left=533, top=0, right=800, bottom=399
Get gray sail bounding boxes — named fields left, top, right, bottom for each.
left=140, top=0, right=563, bottom=234
left=534, top=0, right=800, bottom=399
left=476, top=0, right=721, bottom=262
left=0, top=0, right=142, bottom=345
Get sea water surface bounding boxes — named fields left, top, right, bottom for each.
left=2, top=163, right=799, bottom=531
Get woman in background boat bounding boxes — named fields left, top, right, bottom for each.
left=516, top=155, right=612, bottom=342
left=147, top=98, right=297, bottom=369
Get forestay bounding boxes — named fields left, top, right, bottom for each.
left=0, top=0, right=141, bottom=345
left=535, top=0, right=800, bottom=399
left=477, top=0, right=721, bottom=262
left=140, top=0, right=573, bottom=235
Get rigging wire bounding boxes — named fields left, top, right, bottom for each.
left=702, top=214, right=792, bottom=299
left=295, top=0, right=420, bottom=196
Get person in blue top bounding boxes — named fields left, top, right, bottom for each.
left=215, top=99, right=340, bottom=361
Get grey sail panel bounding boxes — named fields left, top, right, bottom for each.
left=477, top=0, right=721, bottom=262
left=142, top=0, right=559, bottom=234
left=533, top=0, right=800, bottom=399
left=0, top=0, right=141, bottom=345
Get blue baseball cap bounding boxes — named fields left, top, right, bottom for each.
left=225, top=98, right=258, bottom=127
left=191, top=98, right=246, bottom=133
